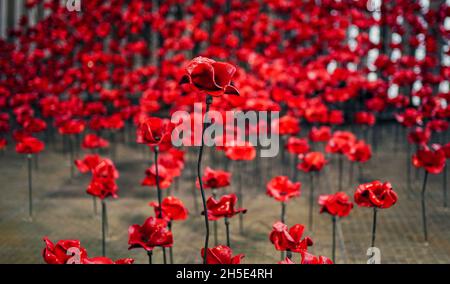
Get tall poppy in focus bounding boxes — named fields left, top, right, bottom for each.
left=180, top=56, right=240, bottom=264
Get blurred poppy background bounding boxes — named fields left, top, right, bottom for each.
left=0, top=0, right=449, bottom=264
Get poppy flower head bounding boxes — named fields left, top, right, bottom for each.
left=273, top=115, right=300, bottom=136
left=285, top=137, right=310, bottom=155
left=198, top=167, right=231, bottom=189
left=137, top=117, right=175, bottom=147
left=128, top=217, right=173, bottom=251
left=141, top=164, right=173, bottom=189
left=269, top=222, right=313, bottom=253
left=354, top=181, right=398, bottom=209
left=266, top=176, right=301, bottom=202
left=412, top=144, right=446, bottom=174
left=300, top=252, right=333, bottom=264
left=42, top=237, right=88, bottom=264
left=225, top=141, right=256, bottom=161
left=346, top=140, right=372, bottom=163
left=149, top=196, right=189, bottom=222
left=205, top=194, right=247, bottom=221
left=308, top=126, right=331, bottom=142
left=15, top=136, right=44, bottom=154
left=318, top=192, right=353, bottom=217
left=407, top=127, right=431, bottom=146
left=326, top=131, right=357, bottom=155
left=82, top=134, right=109, bottom=149
left=201, top=245, right=244, bottom=264
left=180, top=56, right=239, bottom=97
left=297, top=152, right=327, bottom=173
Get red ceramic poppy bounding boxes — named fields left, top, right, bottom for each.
left=273, top=115, right=300, bottom=136
left=137, top=117, right=175, bottom=147
left=308, top=126, right=331, bottom=142
left=87, top=177, right=118, bottom=200
left=269, top=222, right=313, bottom=253
left=266, top=176, right=301, bottom=202
left=15, top=136, right=44, bottom=154
left=141, top=164, right=173, bottom=189
left=412, top=145, right=446, bottom=174
left=285, top=137, right=310, bottom=155
left=197, top=167, right=231, bottom=189
left=297, top=152, right=327, bottom=172
left=0, top=138, right=7, bottom=150
left=75, top=154, right=102, bottom=174
left=354, top=181, right=398, bottom=209
left=278, top=257, right=296, bottom=264
left=205, top=194, right=247, bottom=221
left=58, top=119, right=86, bottom=135
left=354, top=111, right=376, bottom=126
left=426, top=119, right=449, bottom=133
left=326, top=131, right=356, bottom=155
left=318, top=192, right=353, bottom=217
left=201, top=245, right=244, bottom=264
left=42, top=238, right=133, bottom=264
left=395, top=108, right=423, bottom=128
left=443, top=142, right=450, bottom=159
left=149, top=196, right=189, bottom=222
left=180, top=56, right=239, bottom=96
left=346, top=140, right=372, bottom=163
left=225, top=141, right=256, bottom=161
left=300, top=252, right=333, bottom=264
left=42, top=237, right=88, bottom=264
left=82, top=134, right=109, bottom=149
left=407, top=127, right=431, bottom=146
left=128, top=217, right=173, bottom=251
left=82, top=257, right=134, bottom=265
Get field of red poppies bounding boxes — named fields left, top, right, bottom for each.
left=0, top=0, right=449, bottom=265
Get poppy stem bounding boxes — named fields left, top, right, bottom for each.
left=154, top=146, right=167, bottom=264
left=281, top=202, right=286, bottom=224
left=286, top=249, right=292, bottom=260
left=147, top=250, right=152, bottom=264
left=443, top=165, right=447, bottom=208
left=406, top=141, right=411, bottom=193
left=421, top=171, right=429, bottom=243
left=225, top=217, right=231, bottom=248
left=93, top=196, right=97, bottom=216
left=27, top=154, right=33, bottom=219
left=348, top=162, right=354, bottom=186
left=293, top=154, right=299, bottom=182
left=237, top=162, right=244, bottom=235
left=309, top=173, right=314, bottom=231
left=338, top=155, right=343, bottom=192
left=332, top=216, right=336, bottom=263
left=69, top=135, right=74, bottom=178
left=197, top=95, right=213, bottom=264
left=101, top=199, right=107, bottom=256
left=212, top=189, right=218, bottom=246
left=168, top=221, right=174, bottom=264
left=371, top=207, right=377, bottom=248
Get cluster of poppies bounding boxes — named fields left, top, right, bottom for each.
left=0, top=0, right=447, bottom=264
